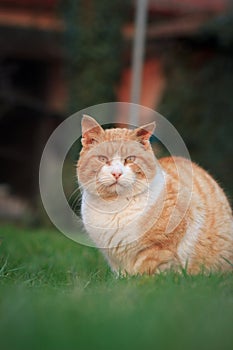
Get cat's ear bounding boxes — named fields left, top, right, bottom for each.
left=81, top=115, right=104, bottom=147
left=134, top=122, right=156, bottom=145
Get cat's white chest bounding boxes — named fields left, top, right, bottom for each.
left=81, top=170, right=166, bottom=249
left=81, top=192, right=145, bottom=248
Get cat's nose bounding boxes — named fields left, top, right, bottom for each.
left=111, top=171, right=122, bottom=180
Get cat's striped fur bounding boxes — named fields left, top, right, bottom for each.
left=77, top=115, right=233, bottom=275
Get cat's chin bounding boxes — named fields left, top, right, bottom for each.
left=99, top=183, right=148, bottom=201
left=102, top=182, right=126, bottom=195
left=94, top=182, right=133, bottom=200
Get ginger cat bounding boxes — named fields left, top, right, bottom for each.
left=77, top=115, right=233, bottom=275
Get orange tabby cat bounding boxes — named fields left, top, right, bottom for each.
left=77, top=115, right=233, bottom=275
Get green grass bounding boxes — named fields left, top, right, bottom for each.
left=0, top=225, right=232, bottom=350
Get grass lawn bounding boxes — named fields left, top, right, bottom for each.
left=0, top=225, right=232, bottom=350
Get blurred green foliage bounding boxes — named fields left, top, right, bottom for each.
left=60, top=0, right=128, bottom=112
left=159, top=14, right=233, bottom=200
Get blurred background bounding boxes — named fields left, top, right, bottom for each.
left=0, top=0, right=232, bottom=224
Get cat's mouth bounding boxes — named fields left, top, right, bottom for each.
left=108, top=181, right=123, bottom=188
left=96, top=180, right=126, bottom=200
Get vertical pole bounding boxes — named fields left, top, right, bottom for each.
left=129, top=0, right=148, bottom=126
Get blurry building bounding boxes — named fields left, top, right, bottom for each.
left=0, top=0, right=66, bottom=218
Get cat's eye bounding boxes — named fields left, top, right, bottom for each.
left=98, top=155, right=109, bottom=163
left=125, top=156, right=136, bottom=164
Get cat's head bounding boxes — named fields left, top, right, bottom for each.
left=77, top=115, right=157, bottom=199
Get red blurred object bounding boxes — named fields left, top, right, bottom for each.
left=149, top=0, right=229, bottom=13
left=0, top=0, right=58, bottom=10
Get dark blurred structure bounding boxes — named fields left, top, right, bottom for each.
left=0, top=0, right=232, bottom=221
left=0, top=0, right=66, bottom=219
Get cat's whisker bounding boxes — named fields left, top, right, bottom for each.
left=69, top=194, right=82, bottom=212
left=68, top=186, right=81, bottom=200
left=72, top=198, right=83, bottom=213
left=79, top=180, right=95, bottom=192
